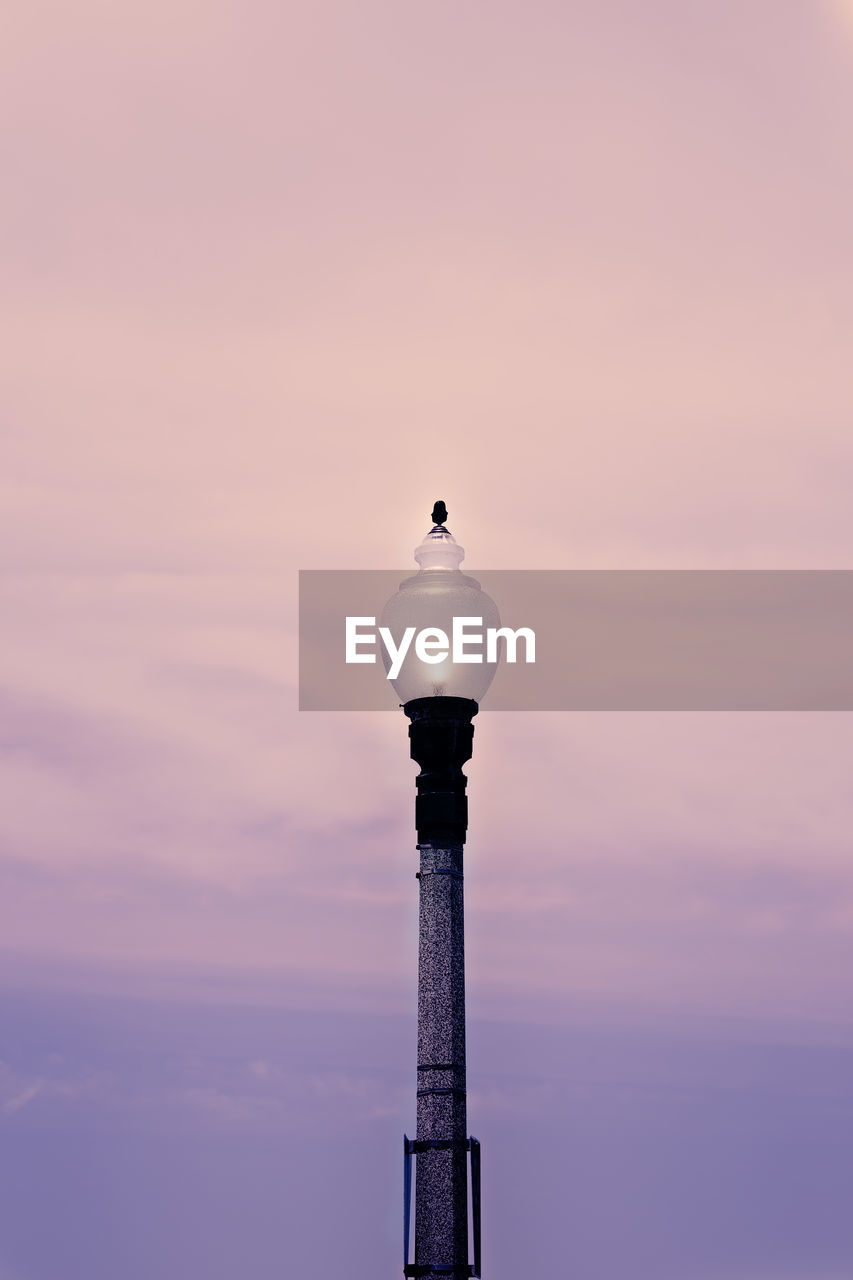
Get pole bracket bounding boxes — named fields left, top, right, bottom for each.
left=403, top=1267, right=474, bottom=1277
left=403, top=1135, right=481, bottom=1279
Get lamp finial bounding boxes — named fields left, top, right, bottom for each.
left=431, top=500, right=448, bottom=527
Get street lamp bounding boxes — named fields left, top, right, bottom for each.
left=382, top=503, right=499, bottom=1279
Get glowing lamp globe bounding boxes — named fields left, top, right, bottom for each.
left=380, top=505, right=500, bottom=704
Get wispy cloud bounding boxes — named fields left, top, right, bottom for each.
left=1, top=1079, right=43, bottom=1115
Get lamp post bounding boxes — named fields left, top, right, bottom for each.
left=381, top=504, right=499, bottom=1279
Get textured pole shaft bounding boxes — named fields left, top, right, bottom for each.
left=404, top=697, right=478, bottom=1278
left=416, top=840, right=468, bottom=1270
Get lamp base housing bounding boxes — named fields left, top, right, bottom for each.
left=403, top=697, right=478, bottom=846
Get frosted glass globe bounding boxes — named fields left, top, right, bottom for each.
left=380, top=521, right=500, bottom=704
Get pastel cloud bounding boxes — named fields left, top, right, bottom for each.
left=2, top=0, right=853, bottom=1027
left=6, top=5, right=853, bottom=1276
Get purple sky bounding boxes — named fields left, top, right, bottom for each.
left=3, top=1, right=853, bottom=1276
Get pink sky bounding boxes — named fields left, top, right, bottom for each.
left=4, top=4, right=853, bottom=1276
left=3, top=0, right=853, bottom=1023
